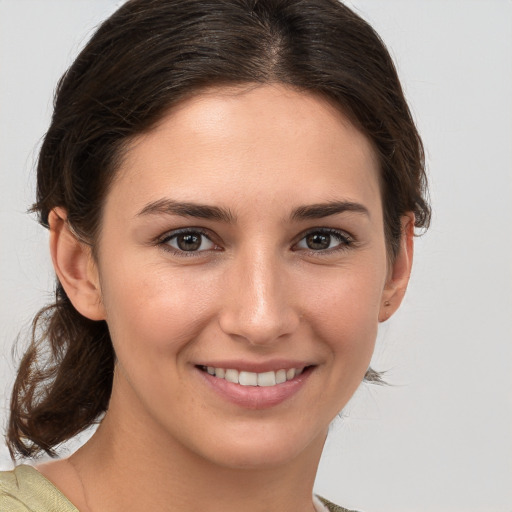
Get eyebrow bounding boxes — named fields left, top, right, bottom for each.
left=290, top=201, right=370, bottom=221
left=137, top=198, right=369, bottom=223
left=137, top=198, right=235, bottom=223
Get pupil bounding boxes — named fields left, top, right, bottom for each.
left=177, top=234, right=201, bottom=251
left=307, top=233, right=330, bottom=250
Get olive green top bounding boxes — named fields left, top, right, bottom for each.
left=0, top=465, right=357, bottom=512
left=0, top=465, right=77, bottom=511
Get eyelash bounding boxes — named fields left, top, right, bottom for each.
left=157, top=228, right=219, bottom=257
left=156, top=227, right=355, bottom=257
left=293, top=228, right=355, bottom=255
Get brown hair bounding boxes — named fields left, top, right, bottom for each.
left=8, top=0, right=430, bottom=458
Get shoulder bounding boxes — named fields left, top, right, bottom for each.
left=0, top=465, right=78, bottom=512
left=316, top=495, right=362, bottom=512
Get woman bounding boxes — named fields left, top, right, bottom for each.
left=1, top=1, right=429, bottom=511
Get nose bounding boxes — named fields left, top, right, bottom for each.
left=218, top=247, right=300, bottom=346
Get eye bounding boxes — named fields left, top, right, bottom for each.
left=161, top=230, right=217, bottom=253
left=295, top=229, right=353, bottom=252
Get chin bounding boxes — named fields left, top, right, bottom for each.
left=187, top=421, right=328, bottom=471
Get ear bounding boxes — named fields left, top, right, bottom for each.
left=378, top=213, right=415, bottom=322
left=49, top=208, right=106, bottom=321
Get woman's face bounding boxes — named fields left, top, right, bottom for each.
left=86, top=84, right=409, bottom=469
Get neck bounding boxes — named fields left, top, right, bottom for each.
left=68, top=381, right=326, bottom=512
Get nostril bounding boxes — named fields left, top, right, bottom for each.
left=218, top=307, right=301, bottom=346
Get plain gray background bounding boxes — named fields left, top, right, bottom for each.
left=1, top=1, right=511, bottom=511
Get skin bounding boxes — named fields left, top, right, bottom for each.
left=40, top=84, right=413, bottom=512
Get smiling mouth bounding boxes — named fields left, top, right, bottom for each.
left=197, top=365, right=311, bottom=387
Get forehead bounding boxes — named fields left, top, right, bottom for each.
left=108, top=84, right=382, bottom=220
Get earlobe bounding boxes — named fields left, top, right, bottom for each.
left=49, top=208, right=106, bottom=321
left=378, top=213, right=415, bottom=322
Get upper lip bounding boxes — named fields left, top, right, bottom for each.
left=194, top=359, right=314, bottom=373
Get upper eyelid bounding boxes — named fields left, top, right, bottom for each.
left=292, top=228, right=356, bottom=255
left=157, top=226, right=353, bottom=238
left=295, top=227, right=354, bottom=242
left=157, top=228, right=219, bottom=256
left=157, top=227, right=214, bottom=243
left=155, top=226, right=355, bottom=251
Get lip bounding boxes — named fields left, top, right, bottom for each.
left=194, top=361, right=314, bottom=410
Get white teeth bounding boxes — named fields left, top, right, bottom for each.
left=275, top=369, right=287, bottom=384
left=239, top=371, right=258, bottom=386
left=225, top=369, right=239, bottom=383
left=257, top=371, right=276, bottom=387
left=202, top=366, right=307, bottom=387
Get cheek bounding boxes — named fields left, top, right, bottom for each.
left=307, top=272, right=383, bottom=410
left=99, top=258, right=218, bottom=360
left=302, top=263, right=385, bottom=359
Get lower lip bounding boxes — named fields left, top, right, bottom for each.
left=196, top=367, right=313, bottom=410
